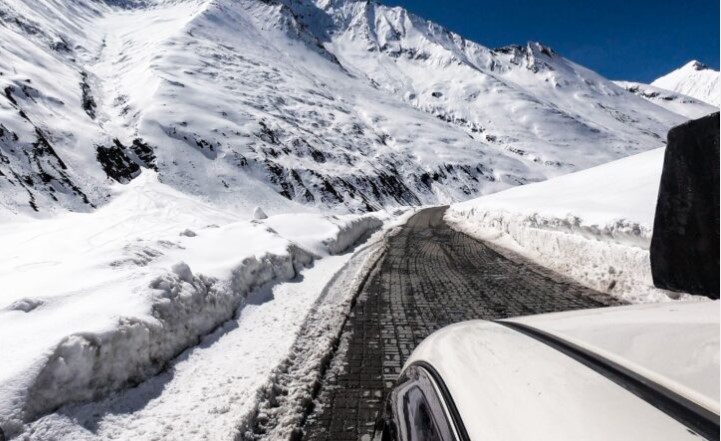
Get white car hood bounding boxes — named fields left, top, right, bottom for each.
left=405, top=301, right=718, bottom=441
left=509, top=301, right=719, bottom=414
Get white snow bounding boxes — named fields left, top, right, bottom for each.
left=652, top=60, right=721, bottom=107
left=0, top=0, right=688, bottom=216
left=0, top=0, right=714, bottom=437
left=446, top=148, right=706, bottom=303
left=24, top=251, right=370, bottom=440
left=253, top=206, right=268, bottom=220
left=614, top=80, right=717, bottom=119
left=0, top=172, right=399, bottom=438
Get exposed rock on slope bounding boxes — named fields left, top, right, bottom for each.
left=614, top=80, right=717, bottom=119
left=0, top=0, right=689, bottom=217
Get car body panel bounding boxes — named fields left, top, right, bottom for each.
left=404, top=301, right=719, bottom=441
left=508, top=301, right=719, bottom=414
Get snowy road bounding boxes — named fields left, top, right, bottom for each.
left=300, top=206, right=624, bottom=441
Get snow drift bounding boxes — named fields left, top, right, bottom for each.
left=22, top=245, right=315, bottom=423
left=0, top=173, right=386, bottom=436
left=446, top=148, right=705, bottom=303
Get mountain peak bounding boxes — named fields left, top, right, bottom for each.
left=686, top=60, right=709, bottom=71
left=527, top=41, right=556, bottom=57
left=652, top=60, right=720, bottom=107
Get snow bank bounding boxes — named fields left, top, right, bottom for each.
left=237, top=210, right=416, bottom=440
left=22, top=245, right=314, bottom=424
left=15, top=214, right=411, bottom=441
left=0, top=174, right=388, bottom=436
left=263, top=212, right=384, bottom=257
left=446, top=148, right=704, bottom=303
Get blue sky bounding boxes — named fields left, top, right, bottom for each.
left=384, top=0, right=720, bottom=82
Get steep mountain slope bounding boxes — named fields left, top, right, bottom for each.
left=652, top=60, right=721, bottom=107
left=614, top=81, right=717, bottom=119
left=0, top=0, right=687, bottom=218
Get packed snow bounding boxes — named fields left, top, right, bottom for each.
left=0, top=171, right=411, bottom=438
left=446, top=148, right=707, bottom=303
left=652, top=60, right=721, bottom=107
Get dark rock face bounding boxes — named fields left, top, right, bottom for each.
left=96, top=140, right=141, bottom=184
left=650, top=112, right=720, bottom=298
left=96, top=138, right=157, bottom=184
left=1, top=121, right=93, bottom=211
left=80, top=72, right=96, bottom=120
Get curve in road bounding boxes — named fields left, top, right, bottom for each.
left=301, top=206, right=623, bottom=441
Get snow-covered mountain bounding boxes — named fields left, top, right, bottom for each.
left=652, top=60, right=721, bottom=107
left=0, top=1, right=712, bottom=436
left=614, top=81, right=717, bottom=119
left=0, top=0, right=689, bottom=218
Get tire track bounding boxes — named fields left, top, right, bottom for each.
left=301, top=206, right=624, bottom=441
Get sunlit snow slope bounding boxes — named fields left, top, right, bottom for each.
left=614, top=81, right=717, bottom=119
left=652, top=60, right=721, bottom=107
left=0, top=0, right=691, bottom=217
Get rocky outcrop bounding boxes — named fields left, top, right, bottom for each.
left=95, top=138, right=157, bottom=184
left=650, top=112, right=720, bottom=298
